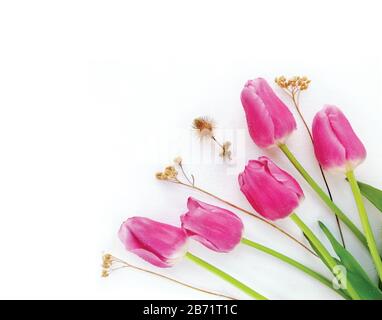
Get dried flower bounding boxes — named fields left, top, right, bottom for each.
left=193, top=117, right=215, bottom=137
left=220, top=141, right=232, bottom=160
left=155, top=166, right=178, bottom=181
left=164, top=166, right=178, bottom=179
left=275, top=76, right=311, bottom=93
left=100, top=252, right=237, bottom=299
left=101, top=253, right=114, bottom=277
left=192, top=116, right=233, bottom=161
left=173, top=156, right=182, bottom=165
left=156, top=172, right=165, bottom=180
left=102, top=253, right=112, bottom=268
left=274, top=75, right=288, bottom=88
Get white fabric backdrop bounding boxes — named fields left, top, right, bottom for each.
left=0, top=0, right=381, bottom=299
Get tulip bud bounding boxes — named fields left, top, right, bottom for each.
left=241, top=78, right=297, bottom=148
left=312, top=105, right=366, bottom=172
left=239, top=156, right=304, bottom=220
left=181, top=197, right=244, bottom=252
left=119, top=217, right=188, bottom=268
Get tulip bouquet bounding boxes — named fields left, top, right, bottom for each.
left=103, top=76, right=382, bottom=300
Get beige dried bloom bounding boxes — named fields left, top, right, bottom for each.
left=101, top=253, right=114, bottom=278
left=193, top=117, right=215, bottom=137
left=155, top=166, right=178, bottom=181
left=275, top=75, right=311, bottom=92
left=164, top=166, right=178, bottom=179
left=102, top=253, right=112, bottom=269
left=275, top=76, right=288, bottom=88
left=220, top=141, right=232, bottom=160
left=156, top=172, right=165, bottom=180
left=173, top=156, right=182, bottom=165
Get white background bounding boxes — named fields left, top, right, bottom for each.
left=0, top=0, right=382, bottom=300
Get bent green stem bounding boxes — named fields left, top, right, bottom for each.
left=289, top=213, right=360, bottom=300
left=278, top=143, right=366, bottom=248
left=346, top=170, right=382, bottom=282
left=241, top=238, right=349, bottom=299
left=185, top=252, right=268, bottom=300
left=290, top=93, right=345, bottom=247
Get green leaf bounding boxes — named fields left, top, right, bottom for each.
left=319, top=222, right=372, bottom=282
left=357, top=181, right=382, bottom=213
left=354, top=181, right=382, bottom=290
left=319, top=221, right=382, bottom=300
left=346, top=271, right=382, bottom=300
left=303, top=233, right=351, bottom=299
left=303, top=232, right=342, bottom=265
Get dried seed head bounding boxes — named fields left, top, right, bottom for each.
left=156, top=172, right=165, bottom=180
left=102, top=253, right=113, bottom=269
left=164, top=166, right=178, bottom=179
left=220, top=141, right=232, bottom=160
left=173, top=156, right=182, bottom=165
left=275, top=75, right=311, bottom=92
left=223, top=141, right=231, bottom=148
left=275, top=76, right=288, bottom=88
left=101, top=253, right=114, bottom=277
left=156, top=166, right=178, bottom=181
left=193, top=117, right=215, bottom=137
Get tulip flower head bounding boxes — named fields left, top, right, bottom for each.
left=239, top=157, right=304, bottom=220
left=181, top=197, right=244, bottom=252
left=241, top=78, right=297, bottom=148
left=119, top=217, right=188, bottom=268
left=312, top=105, right=366, bottom=173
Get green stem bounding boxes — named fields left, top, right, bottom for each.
left=291, top=93, right=346, bottom=248
left=279, top=143, right=367, bottom=248
left=290, top=213, right=360, bottom=300
left=241, top=238, right=349, bottom=299
left=346, top=170, right=382, bottom=282
left=185, top=252, right=267, bottom=300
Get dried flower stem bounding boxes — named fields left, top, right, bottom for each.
left=179, top=162, right=194, bottom=186
left=276, top=77, right=346, bottom=248
left=102, top=254, right=236, bottom=300
left=211, top=135, right=223, bottom=148
left=192, top=117, right=232, bottom=160
left=212, top=136, right=232, bottom=160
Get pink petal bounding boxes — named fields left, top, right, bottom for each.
left=258, top=156, right=304, bottom=200
left=241, top=80, right=275, bottom=148
left=239, top=159, right=302, bottom=220
left=324, top=105, right=366, bottom=168
left=119, top=217, right=188, bottom=268
left=252, top=78, right=297, bottom=142
left=181, top=197, right=243, bottom=252
left=312, top=107, right=347, bottom=170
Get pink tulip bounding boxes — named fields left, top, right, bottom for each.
left=241, top=78, right=297, bottom=148
left=312, top=105, right=366, bottom=172
left=239, top=156, right=304, bottom=220
left=118, top=217, right=188, bottom=268
left=181, top=197, right=244, bottom=252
